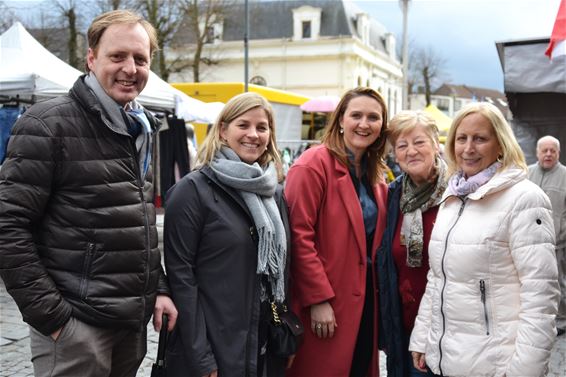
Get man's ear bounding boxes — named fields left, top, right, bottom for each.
left=86, top=48, right=95, bottom=72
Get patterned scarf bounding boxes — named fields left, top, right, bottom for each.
left=448, top=161, right=501, bottom=197
left=210, top=147, right=287, bottom=303
left=399, top=157, right=447, bottom=267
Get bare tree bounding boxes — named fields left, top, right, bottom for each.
left=0, top=1, right=19, bottom=33
left=178, top=0, right=232, bottom=82
left=95, top=0, right=125, bottom=12
left=92, top=0, right=138, bottom=15
left=412, top=45, right=447, bottom=106
left=52, top=0, right=86, bottom=69
left=136, top=0, right=185, bottom=81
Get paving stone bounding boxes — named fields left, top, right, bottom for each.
left=1, top=326, right=29, bottom=341
left=0, top=337, right=11, bottom=346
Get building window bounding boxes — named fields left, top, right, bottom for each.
left=205, top=26, right=215, bottom=43
left=302, top=21, right=311, bottom=39
left=436, top=98, right=450, bottom=112
left=356, top=13, right=370, bottom=45
left=454, top=99, right=462, bottom=112
left=292, top=6, right=321, bottom=41
left=394, top=90, right=398, bottom=114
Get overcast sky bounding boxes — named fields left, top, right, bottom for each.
left=5, top=0, right=561, bottom=93
left=356, top=0, right=561, bottom=92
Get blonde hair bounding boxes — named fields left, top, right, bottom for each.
left=388, top=110, right=440, bottom=148
left=197, top=92, right=283, bottom=181
left=322, top=87, right=389, bottom=185
left=445, top=102, right=526, bottom=176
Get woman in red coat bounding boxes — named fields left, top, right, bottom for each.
left=285, top=87, right=389, bottom=376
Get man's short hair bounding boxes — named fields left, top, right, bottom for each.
left=86, top=10, right=158, bottom=71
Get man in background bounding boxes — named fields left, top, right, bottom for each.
left=528, top=135, right=566, bottom=336
left=0, top=10, right=177, bottom=376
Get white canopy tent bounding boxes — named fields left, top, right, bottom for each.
left=0, top=22, right=80, bottom=98
left=0, top=22, right=221, bottom=123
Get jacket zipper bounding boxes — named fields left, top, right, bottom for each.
left=438, top=198, right=466, bottom=376
left=480, top=280, right=490, bottom=335
left=79, top=242, right=95, bottom=299
left=128, top=138, right=150, bottom=330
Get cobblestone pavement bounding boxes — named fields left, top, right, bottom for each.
left=0, top=214, right=563, bottom=376
left=2, top=274, right=565, bottom=376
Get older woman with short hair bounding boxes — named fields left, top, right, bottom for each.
left=378, top=110, right=446, bottom=377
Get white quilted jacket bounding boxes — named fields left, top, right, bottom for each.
left=409, top=167, right=560, bottom=377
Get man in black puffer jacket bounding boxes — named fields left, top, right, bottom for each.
left=0, top=10, right=177, bottom=377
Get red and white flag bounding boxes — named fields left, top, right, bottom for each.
left=546, top=0, right=566, bottom=59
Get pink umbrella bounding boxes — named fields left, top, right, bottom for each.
left=300, top=95, right=341, bottom=113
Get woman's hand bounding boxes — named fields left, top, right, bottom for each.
left=286, top=354, right=296, bottom=369
left=412, top=351, right=427, bottom=372
left=310, top=302, right=338, bottom=339
left=202, top=370, right=218, bottom=377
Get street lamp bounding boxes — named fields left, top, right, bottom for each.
left=400, top=0, right=410, bottom=109
left=244, top=0, right=249, bottom=91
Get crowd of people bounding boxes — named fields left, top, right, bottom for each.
left=0, top=9, right=563, bottom=377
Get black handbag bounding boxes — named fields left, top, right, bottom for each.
left=267, top=301, right=304, bottom=358
left=151, top=314, right=169, bottom=377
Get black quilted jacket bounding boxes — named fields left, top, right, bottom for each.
left=0, top=76, right=168, bottom=336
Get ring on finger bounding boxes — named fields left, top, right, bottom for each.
left=316, top=323, right=322, bottom=330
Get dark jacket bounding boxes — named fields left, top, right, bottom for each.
left=377, top=176, right=406, bottom=377
left=164, top=166, right=291, bottom=377
left=0, top=76, right=168, bottom=336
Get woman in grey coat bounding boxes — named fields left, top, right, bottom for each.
left=164, top=92, right=292, bottom=377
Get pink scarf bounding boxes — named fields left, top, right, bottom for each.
left=448, top=162, right=501, bottom=197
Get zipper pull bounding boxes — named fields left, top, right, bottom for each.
left=458, top=199, right=466, bottom=216
left=479, top=279, right=490, bottom=336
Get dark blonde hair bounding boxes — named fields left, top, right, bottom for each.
left=322, top=87, right=389, bottom=185
left=388, top=110, right=440, bottom=148
left=445, top=102, right=526, bottom=176
left=86, top=10, right=158, bottom=72
left=197, top=92, right=284, bottom=181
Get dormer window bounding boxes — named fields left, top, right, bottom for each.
left=302, top=21, right=311, bottom=39
left=201, top=17, right=223, bottom=44
left=292, top=6, right=321, bottom=41
left=205, top=26, right=215, bottom=43
left=356, top=13, right=370, bottom=45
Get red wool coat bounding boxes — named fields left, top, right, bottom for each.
left=285, top=145, right=387, bottom=377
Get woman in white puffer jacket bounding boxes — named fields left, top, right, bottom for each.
left=409, top=102, right=560, bottom=377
